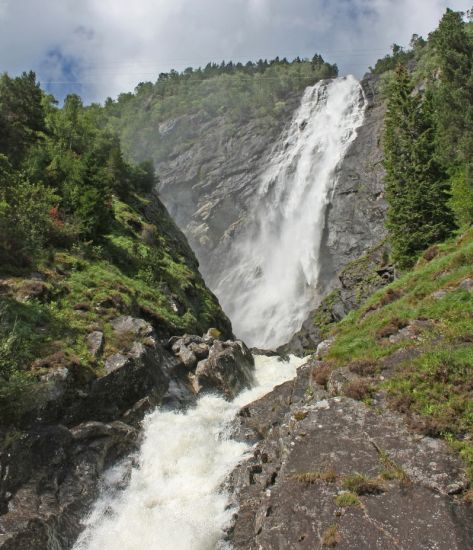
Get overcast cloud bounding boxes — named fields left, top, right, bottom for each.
left=0, top=0, right=471, bottom=102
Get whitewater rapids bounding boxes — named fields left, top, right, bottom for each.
left=73, top=354, right=307, bottom=550
left=215, top=75, right=366, bottom=349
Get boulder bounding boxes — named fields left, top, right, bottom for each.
left=194, top=340, right=255, bottom=399
left=326, top=367, right=359, bottom=396
left=27, top=328, right=173, bottom=427
left=110, top=316, right=153, bottom=338
left=432, top=289, right=448, bottom=300
left=176, top=346, right=198, bottom=370
left=78, top=343, right=171, bottom=424
left=166, top=334, right=255, bottom=399
left=315, top=337, right=334, bottom=360
left=188, top=341, right=209, bottom=360
left=104, top=352, right=128, bottom=373
left=39, top=367, right=70, bottom=401
left=169, top=334, right=205, bottom=352
left=458, top=278, right=473, bottom=292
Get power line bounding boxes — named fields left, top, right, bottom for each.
left=55, top=48, right=393, bottom=69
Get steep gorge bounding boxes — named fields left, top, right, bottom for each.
left=50, top=74, right=400, bottom=550
left=3, top=10, right=473, bottom=549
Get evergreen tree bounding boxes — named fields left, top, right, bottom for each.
left=430, top=9, right=473, bottom=226
left=430, top=9, right=473, bottom=164
left=384, top=64, right=455, bottom=268
left=0, top=72, right=45, bottom=165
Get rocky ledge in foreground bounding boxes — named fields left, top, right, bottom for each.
left=226, top=345, right=473, bottom=550
left=0, top=318, right=254, bottom=550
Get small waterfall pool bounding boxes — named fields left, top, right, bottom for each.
left=73, top=355, right=307, bottom=550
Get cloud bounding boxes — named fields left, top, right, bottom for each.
left=0, top=0, right=471, bottom=102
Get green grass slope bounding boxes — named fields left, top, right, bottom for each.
left=322, top=229, right=473, bottom=480
left=0, top=190, right=231, bottom=423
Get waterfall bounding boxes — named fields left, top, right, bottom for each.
left=73, top=355, right=307, bottom=550
left=215, top=75, right=366, bottom=349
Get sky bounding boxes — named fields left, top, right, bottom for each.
left=0, top=0, right=471, bottom=103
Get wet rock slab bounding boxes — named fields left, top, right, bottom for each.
left=227, top=364, right=473, bottom=550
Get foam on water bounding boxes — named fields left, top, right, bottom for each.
left=73, top=355, right=307, bottom=550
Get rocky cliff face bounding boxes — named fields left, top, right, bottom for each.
left=155, top=74, right=387, bottom=345
left=156, top=95, right=302, bottom=286
left=320, top=73, right=387, bottom=280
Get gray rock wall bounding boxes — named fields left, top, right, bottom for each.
left=156, top=96, right=302, bottom=286
left=321, top=73, right=387, bottom=283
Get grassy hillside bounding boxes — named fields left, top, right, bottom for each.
left=0, top=190, right=231, bottom=423
left=319, top=229, right=473, bottom=481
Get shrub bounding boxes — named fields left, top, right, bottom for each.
left=322, top=525, right=341, bottom=547
left=348, top=359, right=378, bottom=376
left=379, top=288, right=403, bottom=307
left=335, top=492, right=360, bottom=507
left=0, top=311, right=38, bottom=424
left=376, top=318, right=408, bottom=339
left=343, top=379, right=374, bottom=401
left=293, top=410, right=308, bottom=421
left=0, top=178, right=58, bottom=259
left=342, top=474, right=384, bottom=495
left=312, top=362, right=332, bottom=387
left=292, top=468, right=337, bottom=484
left=464, top=489, right=473, bottom=505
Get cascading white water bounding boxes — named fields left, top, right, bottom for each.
left=73, top=354, right=307, bottom=550
left=215, top=75, right=366, bottom=349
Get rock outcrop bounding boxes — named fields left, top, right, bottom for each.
left=0, top=421, right=137, bottom=550
left=167, top=333, right=255, bottom=399
left=226, top=354, right=473, bottom=549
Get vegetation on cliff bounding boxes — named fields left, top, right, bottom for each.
left=0, top=73, right=231, bottom=424
left=98, top=55, right=338, bottom=164
left=310, top=8, right=473, bottom=485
